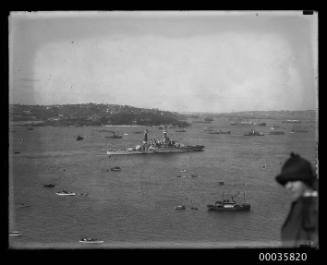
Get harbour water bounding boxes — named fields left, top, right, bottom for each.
left=9, top=117, right=318, bottom=248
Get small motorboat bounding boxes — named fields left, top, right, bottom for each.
left=175, top=205, right=186, bottom=210
left=56, top=190, right=76, bottom=196
left=79, top=237, right=104, bottom=244
left=76, top=135, right=84, bottom=141
left=111, top=166, right=121, bottom=172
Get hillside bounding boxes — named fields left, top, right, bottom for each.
left=9, top=103, right=190, bottom=127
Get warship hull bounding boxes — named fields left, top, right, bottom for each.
left=107, top=145, right=205, bottom=156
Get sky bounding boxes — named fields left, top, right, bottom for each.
left=9, top=11, right=318, bottom=113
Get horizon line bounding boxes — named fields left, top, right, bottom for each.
left=9, top=103, right=318, bottom=115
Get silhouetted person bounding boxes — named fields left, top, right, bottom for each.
left=141, top=129, right=149, bottom=151
left=143, top=129, right=148, bottom=143
left=275, top=152, right=318, bottom=248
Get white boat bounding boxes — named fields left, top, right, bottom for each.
left=282, top=119, right=301, bottom=123
left=56, top=191, right=76, bottom=196
left=79, top=238, right=104, bottom=244
left=9, top=231, right=21, bottom=237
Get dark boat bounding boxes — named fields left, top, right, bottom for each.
left=207, top=192, right=251, bottom=212
left=105, top=134, right=122, bottom=139
left=207, top=130, right=231, bottom=135
left=111, top=166, right=121, bottom=172
left=269, top=131, right=285, bottom=135
left=43, top=184, right=55, bottom=188
left=76, top=135, right=84, bottom=141
left=219, top=130, right=231, bottom=134
left=257, top=122, right=266, bottom=126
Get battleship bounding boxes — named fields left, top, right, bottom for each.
left=106, top=130, right=204, bottom=156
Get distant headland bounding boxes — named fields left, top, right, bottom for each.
left=9, top=103, right=190, bottom=127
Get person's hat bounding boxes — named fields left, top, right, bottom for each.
left=275, top=152, right=317, bottom=188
